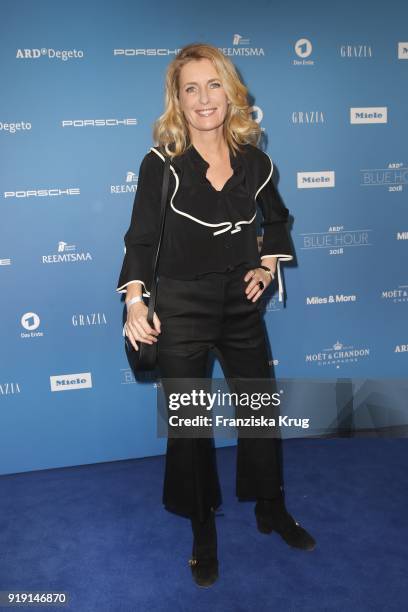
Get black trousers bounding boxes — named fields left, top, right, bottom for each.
left=155, top=263, right=284, bottom=522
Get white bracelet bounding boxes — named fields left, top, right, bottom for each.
left=126, top=295, right=144, bottom=309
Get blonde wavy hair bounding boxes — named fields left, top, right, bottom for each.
left=152, top=42, right=262, bottom=159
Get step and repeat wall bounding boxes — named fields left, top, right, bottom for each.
left=1, top=0, right=407, bottom=475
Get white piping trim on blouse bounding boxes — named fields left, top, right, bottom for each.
left=150, top=146, right=256, bottom=236
left=255, top=153, right=274, bottom=201
left=260, top=254, right=293, bottom=302
left=257, top=155, right=293, bottom=303
left=116, top=151, right=291, bottom=303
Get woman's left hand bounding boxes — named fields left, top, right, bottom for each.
left=243, top=267, right=274, bottom=302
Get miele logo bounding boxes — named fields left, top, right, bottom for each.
left=293, top=38, right=314, bottom=66
left=0, top=258, right=11, bottom=266
left=397, top=232, right=408, bottom=240
left=16, top=48, right=84, bottom=61
left=306, top=294, right=357, bottom=305
left=72, top=312, right=107, bottom=326
left=350, top=107, right=387, bottom=124
left=381, top=285, right=408, bottom=303
left=42, top=241, right=92, bottom=264
left=4, top=188, right=80, bottom=199
left=306, top=340, right=370, bottom=369
left=398, top=42, right=408, bottom=59
left=62, top=119, right=137, bottom=127
left=297, top=171, right=335, bottom=189
left=20, top=312, right=44, bottom=339
left=291, top=111, right=325, bottom=124
left=111, top=171, right=138, bottom=195
left=339, top=44, right=373, bottom=57
left=360, top=162, right=407, bottom=191
left=301, top=226, right=372, bottom=254
left=0, top=382, right=21, bottom=395
left=0, top=121, right=32, bottom=133
left=50, top=372, right=93, bottom=392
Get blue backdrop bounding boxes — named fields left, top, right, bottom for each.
left=1, top=0, right=407, bottom=475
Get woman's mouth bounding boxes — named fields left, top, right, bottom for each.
left=195, top=108, right=216, bottom=117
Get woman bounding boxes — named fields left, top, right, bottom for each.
left=116, top=42, right=316, bottom=587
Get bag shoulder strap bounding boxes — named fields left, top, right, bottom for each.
left=146, top=150, right=171, bottom=325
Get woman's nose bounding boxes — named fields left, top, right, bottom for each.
left=199, top=88, right=210, bottom=104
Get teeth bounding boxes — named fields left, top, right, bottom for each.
left=197, top=109, right=216, bottom=116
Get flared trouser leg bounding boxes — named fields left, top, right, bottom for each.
left=157, top=348, right=222, bottom=522
left=213, top=304, right=284, bottom=501
left=155, top=265, right=284, bottom=521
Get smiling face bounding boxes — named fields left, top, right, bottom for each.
left=177, top=58, right=230, bottom=138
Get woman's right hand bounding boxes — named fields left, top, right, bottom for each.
left=125, top=301, right=161, bottom=351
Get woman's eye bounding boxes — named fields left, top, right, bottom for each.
left=185, top=82, right=221, bottom=93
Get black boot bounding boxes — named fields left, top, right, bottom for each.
left=189, top=507, right=218, bottom=587
left=255, top=493, right=316, bottom=551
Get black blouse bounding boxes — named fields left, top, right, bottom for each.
left=116, top=142, right=294, bottom=302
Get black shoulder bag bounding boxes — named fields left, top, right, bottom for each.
left=123, top=151, right=171, bottom=372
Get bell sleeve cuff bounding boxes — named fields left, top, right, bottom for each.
left=257, top=154, right=295, bottom=302
left=116, top=279, right=150, bottom=298
left=115, top=152, right=162, bottom=298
